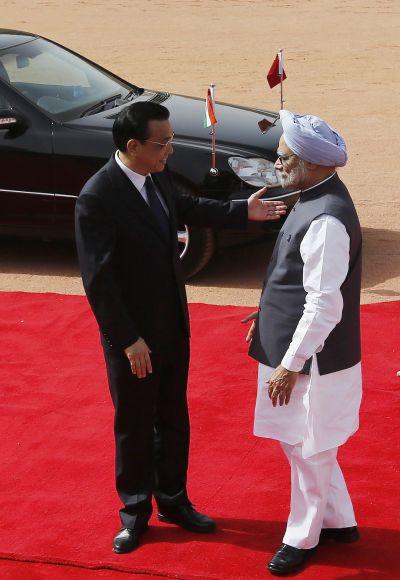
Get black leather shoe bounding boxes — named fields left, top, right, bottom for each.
left=112, top=524, right=148, bottom=554
left=320, top=525, right=360, bottom=543
left=267, top=544, right=316, bottom=575
left=157, top=503, right=216, bottom=533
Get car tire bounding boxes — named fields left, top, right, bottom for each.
left=174, top=179, right=217, bottom=280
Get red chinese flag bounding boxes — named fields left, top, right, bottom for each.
left=267, top=54, right=287, bottom=89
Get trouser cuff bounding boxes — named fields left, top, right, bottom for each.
left=154, top=488, right=189, bottom=507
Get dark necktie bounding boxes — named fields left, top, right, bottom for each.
left=144, top=176, right=170, bottom=239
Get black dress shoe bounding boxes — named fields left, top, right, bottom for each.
left=267, top=544, right=316, bottom=575
left=113, top=524, right=148, bottom=554
left=157, top=503, right=216, bottom=533
left=320, top=525, right=360, bottom=543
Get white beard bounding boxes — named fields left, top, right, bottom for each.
left=279, top=160, right=313, bottom=189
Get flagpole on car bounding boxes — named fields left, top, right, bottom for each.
left=260, top=50, right=287, bottom=151
left=210, top=83, right=218, bottom=176
left=278, top=48, right=284, bottom=110
left=204, top=83, right=218, bottom=176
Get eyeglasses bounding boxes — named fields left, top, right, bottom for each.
left=276, top=152, right=296, bottom=164
left=145, top=133, right=175, bottom=148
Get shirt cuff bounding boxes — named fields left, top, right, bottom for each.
left=281, top=351, right=307, bottom=372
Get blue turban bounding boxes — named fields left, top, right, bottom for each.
left=279, top=110, right=347, bottom=167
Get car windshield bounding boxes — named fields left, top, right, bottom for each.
left=0, top=37, right=141, bottom=121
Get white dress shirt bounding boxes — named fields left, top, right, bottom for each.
left=114, top=151, right=169, bottom=215
left=254, top=177, right=362, bottom=457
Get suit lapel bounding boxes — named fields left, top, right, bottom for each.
left=105, top=157, right=171, bottom=244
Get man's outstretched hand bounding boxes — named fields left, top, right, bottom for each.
left=248, top=187, right=286, bottom=221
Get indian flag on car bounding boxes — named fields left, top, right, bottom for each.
left=204, top=85, right=217, bottom=128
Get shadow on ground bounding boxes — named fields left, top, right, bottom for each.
left=0, top=238, right=79, bottom=278
left=193, top=227, right=400, bottom=297
left=361, top=227, right=400, bottom=299
left=1, top=226, right=399, bottom=298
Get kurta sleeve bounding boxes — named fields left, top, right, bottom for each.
left=281, top=214, right=350, bottom=372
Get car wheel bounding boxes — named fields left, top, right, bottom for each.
left=174, top=179, right=217, bottom=279
left=178, top=223, right=216, bottom=279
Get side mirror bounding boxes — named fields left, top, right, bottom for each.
left=0, top=109, right=28, bottom=133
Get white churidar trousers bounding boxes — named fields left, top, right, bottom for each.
left=281, top=442, right=357, bottom=549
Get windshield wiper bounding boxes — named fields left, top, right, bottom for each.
left=80, top=94, right=122, bottom=117
left=123, top=86, right=144, bottom=101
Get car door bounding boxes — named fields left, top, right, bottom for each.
left=51, top=123, right=112, bottom=238
left=0, top=72, right=54, bottom=236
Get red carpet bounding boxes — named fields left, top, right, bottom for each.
left=0, top=292, right=399, bottom=579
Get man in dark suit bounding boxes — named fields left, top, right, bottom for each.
left=75, top=102, right=286, bottom=554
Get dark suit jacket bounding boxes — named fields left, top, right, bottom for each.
left=75, top=156, right=247, bottom=354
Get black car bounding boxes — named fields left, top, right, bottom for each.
left=0, top=29, right=298, bottom=278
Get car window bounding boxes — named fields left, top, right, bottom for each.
left=0, top=85, right=11, bottom=110
left=0, top=38, right=133, bottom=120
left=2, top=50, right=89, bottom=87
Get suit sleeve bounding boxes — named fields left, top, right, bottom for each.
left=165, top=169, right=248, bottom=228
left=75, top=192, right=140, bottom=350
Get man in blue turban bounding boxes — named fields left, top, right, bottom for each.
left=244, top=110, right=362, bottom=575
left=279, top=109, right=348, bottom=167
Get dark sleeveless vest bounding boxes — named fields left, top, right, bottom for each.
left=249, top=173, right=362, bottom=375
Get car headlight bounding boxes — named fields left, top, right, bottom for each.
left=228, top=156, right=278, bottom=187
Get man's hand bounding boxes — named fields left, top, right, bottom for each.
left=248, top=187, right=286, bottom=222
left=241, top=310, right=259, bottom=343
left=124, top=337, right=152, bottom=379
left=267, top=364, right=298, bottom=407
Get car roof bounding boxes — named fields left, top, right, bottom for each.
left=0, top=29, right=39, bottom=51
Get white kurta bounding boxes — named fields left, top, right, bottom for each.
left=254, top=208, right=362, bottom=458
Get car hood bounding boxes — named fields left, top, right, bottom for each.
left=65, top=90, right=282, bottom=159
